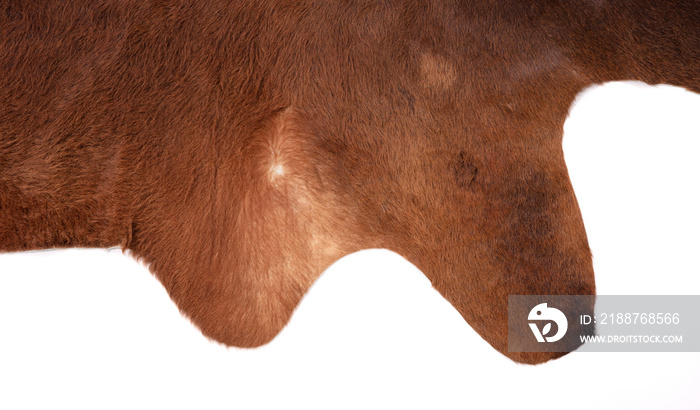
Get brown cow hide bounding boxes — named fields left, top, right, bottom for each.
left=0, top=0, right=698, bottom=364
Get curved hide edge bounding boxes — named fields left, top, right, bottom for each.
left=128, top=107, right=366, bottom=347
left=125, top=109, right=595, bottom=365
left=395, top=140, right=597, bottom=364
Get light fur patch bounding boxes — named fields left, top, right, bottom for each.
left=420, top=52, right=457, bottom=90
left=240, top=107, right=353, bottom=320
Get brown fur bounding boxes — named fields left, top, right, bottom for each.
left=1, top=0, right=698, bottom=364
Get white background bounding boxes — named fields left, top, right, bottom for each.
left=1, top=82, right=699, bottom=409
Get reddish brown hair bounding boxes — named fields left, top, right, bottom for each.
left=1, top=0, right=698, bottom=364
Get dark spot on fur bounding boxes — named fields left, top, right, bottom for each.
left=3, top=3, right=22, bottom=21
left=454, top=151, right=478, bottom=188
left=398, top=86, right=416, bottom=113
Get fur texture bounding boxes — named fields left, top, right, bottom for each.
left=0, top=0, right=698, bottom=364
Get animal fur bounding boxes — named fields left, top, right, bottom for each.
left=0, top=0, right=698, bottom=364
